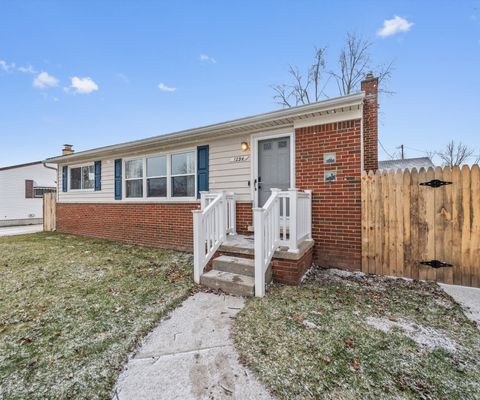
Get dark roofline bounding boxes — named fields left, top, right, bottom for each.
left=0, top=161, right=42, bottom=171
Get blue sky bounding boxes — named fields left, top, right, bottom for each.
left=0, top=0, right=479, bottom=167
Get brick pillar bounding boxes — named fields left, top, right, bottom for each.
left=361, top=73, right=378, bottom=172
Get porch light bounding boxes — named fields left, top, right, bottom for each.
left=241, top=141, right=249, bottom=152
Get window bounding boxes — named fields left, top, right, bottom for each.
left=171, top=152, right=195, bottom=197
left=124, top=151, right=196, bottom=199
left=147, top=155, right=167, bottom=197
left=34, top=187, right=56, bottom=198
left=125, top=159, right=143, bottom=198
left=70, top=165, right=94, bottom=190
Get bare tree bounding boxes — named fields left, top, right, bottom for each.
left=330, top=33, right=393, bottom=96
left=437, top=141, right=475, bottom=168
left=272, top=47, right=327, bottom=107
left=272, top=33, right=394, bottom=107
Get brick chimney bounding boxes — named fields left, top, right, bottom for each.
left=62, top=144, right=74, bottom=155
left=361, top=73, right=378, bottom=171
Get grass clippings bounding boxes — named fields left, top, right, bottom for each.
left=0, top=232, right=193, bottom=399
left=233, top=267, right=480, bottom=399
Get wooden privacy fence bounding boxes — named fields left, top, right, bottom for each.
left=361, top=165, right=480, bottom=288
left=43, top=192, right=56, bottom=232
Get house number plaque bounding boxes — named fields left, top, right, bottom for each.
left=230, top=155, right=249, bottom=162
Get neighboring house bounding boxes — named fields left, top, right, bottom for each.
left=378, top=157, right=434, bottom=172
left=0, top=161, right=57, bottom=226
left=45, top=75, right=379, bottom=296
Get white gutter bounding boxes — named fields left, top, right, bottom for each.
left=45, top=92, right=365, bottom=163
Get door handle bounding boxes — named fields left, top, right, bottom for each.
left=253, top=179, right=257, bottom=191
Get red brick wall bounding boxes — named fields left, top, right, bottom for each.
left=56, top=201, right=253, bottom=251
left=236, top=202, right=252, bottom=234
left=272, top=247, right=313, bottom=285
left=56, top=202, right=199, bottom=251
left=295, top=120, right=362, bottom=270
left=361, top=74, right=379, bottom=172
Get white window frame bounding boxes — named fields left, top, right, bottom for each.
left=69, top=163, right=95, bottom=192
left=124, top=158, right=145, bottom=198
left=146, top=154, right=168, bottom=198
left=122, top=148, right=197, bottom=201
left=170, top=150, right=196, bottom=199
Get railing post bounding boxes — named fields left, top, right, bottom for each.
left=253, top=208, right=265, bottom=297
left=231, top=193, right=237, bottom=235
left=200, top=191, right=209, bottom=210
left=220, top=191, right=227, bottom=241
left=192, top=210, right=203, bottom=283
left=305, top=190, right=313, bottom=240
left=288, top=188, right=298, bottom=252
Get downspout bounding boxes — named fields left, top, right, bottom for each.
left=42, top=161, right=57, bottom=172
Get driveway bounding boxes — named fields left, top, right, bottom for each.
left=114, top=292, right=273, bottom=400
left=0, top=224, right=43, bottom=237
left=440, top=283, right=480, bottom=326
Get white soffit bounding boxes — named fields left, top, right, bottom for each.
left=293, top=105, right=362, bottom=129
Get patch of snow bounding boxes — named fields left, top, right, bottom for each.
left=366, top=316, right=457, bottom=352
left=302, top=320, right=320, bottom=329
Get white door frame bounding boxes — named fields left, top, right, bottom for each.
left=250, top=130, right=295, bottom=207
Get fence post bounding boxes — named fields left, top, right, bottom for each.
left=192, top=210, right=203, bottom=283
left=253, top=208, right=265, bottom=297
left=288, top=188, right=298, bottom=252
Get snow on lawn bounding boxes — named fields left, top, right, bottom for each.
left=0, top=233, right=193, bottom=399
left=233, top=267, right=480, bottom=399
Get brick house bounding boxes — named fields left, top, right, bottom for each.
left=45, top=75, right=378, bottom=297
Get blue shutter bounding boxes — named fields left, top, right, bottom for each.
left=94, top=161, right=102, bottom=191
left=62, top=166, right=68, bottom=192
left=197, top=145, right=209, bottom=198
left=114, top=159, right=122, bottom=200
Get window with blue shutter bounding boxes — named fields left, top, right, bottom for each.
left=114, top=159, right=122, bottom=200
left=94, top=161, right=102, bottom=191
left=197, top=145, right=209, bottom=198
left=62, top=166, right=68, bottom=192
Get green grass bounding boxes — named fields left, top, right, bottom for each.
left=233, top=268, right=480, bottom=399
left=0, top=232, right=193, bottom=399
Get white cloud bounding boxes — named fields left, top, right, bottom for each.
left=200, top=53, right=216, bottom=64
left=69, top=76, right=99, bottom=94
left=377, top=16, right=413, bottom=38
left=18, top=65, right=37, bottom=74
left=158, top=82, right=176, bottom=92
left=0, top=59, right=16, bottom=72
left=33, top=71, right=59, bottom=89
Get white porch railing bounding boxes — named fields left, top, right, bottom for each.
left=192, top=192, right=237, bottom=283
left=200, top=191, right=237, bottom=235
left=253, top=188, right=312, bottom=297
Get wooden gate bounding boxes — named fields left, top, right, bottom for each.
left=361, top=165, right=480, bottom=288
left=43, top=192, right=56, bottom=232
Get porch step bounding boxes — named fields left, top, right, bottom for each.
left=213, top=255, right=254, bottom=277
left=200, top=270, right=255, bottom=297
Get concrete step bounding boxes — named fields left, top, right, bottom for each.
left=213, top=255, right=254, bottom=277
left=200, top=270, right=255, bottom=297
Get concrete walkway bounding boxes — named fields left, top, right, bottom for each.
left=0, top=224, right=43, bottom=237
left=114, top=292, right=273, bottom=400
left=440, top=283, right=480, bottom=326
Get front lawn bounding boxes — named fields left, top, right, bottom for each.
left=233, top=268, right=480, bottom=399
left=0, top=233, right=193, bottom=399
